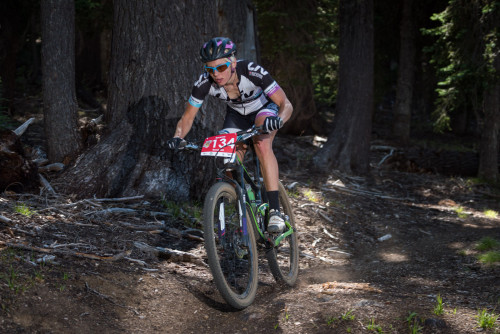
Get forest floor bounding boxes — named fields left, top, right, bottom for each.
left=1, top=115, right=500, bottom=333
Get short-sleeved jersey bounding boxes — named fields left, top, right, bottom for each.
left=188, top=59, right=280, bottom=115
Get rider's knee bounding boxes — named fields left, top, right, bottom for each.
left=254, top=141, right=274, bottom=158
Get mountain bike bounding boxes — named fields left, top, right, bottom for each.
left=180, top=126, right=299, bottom=309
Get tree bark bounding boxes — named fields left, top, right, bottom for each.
left=218, top=0, right=258, bottom=63
left=254, top=0, right=324, bottom=136
left=313, top=0, right=374, bottom=174
left=392, top=0, right=415, bottom=144
left=41, top=0, right=82, bottom=163
left=59, top=0, right=255, bottom=200
left=478, top=55, right=500, bottom=182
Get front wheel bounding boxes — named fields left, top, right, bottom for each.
left=266, top=181, right=299, bottom=286
left=203, top=182, right=259, bottom=309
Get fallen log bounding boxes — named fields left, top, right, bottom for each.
left=13, top=117, right=35, bottom=136
left=38, top=162, right=65, bottom=173
left=0, top=214, right=12, bottom=224
left=5, top=242, right=131, bottom=261
left=133, top=241, right=207, bottom=266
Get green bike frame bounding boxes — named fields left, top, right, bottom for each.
left=218, top=139, right=295, bottom=248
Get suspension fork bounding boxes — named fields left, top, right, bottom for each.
left=237, top=170, right=251, bottom=246
left=221, top=166, right=251, bottom=246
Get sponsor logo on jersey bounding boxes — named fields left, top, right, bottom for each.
left=248, top=62, right=269, bottom=76
left=249, top=71, right=263, bottom=79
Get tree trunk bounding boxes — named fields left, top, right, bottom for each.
left=254, top=0, right=324, bottom=136
left=218, top=0, right=258, bottom=63
left=59, top=0, right=255, bottom=200
left=278, top=59, right=324, bottom=136
left=478, top=55, right=500, bottom=182
left=392, top=0, right=415, bottom=144
left=313, top=0, right=374, bottom=174
left=41, top=0, right=82, bottom=163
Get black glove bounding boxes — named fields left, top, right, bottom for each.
left=263, top=116, right=283, bottom=133
left=167, top=137, right=186, bottom=150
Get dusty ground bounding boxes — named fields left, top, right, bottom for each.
left=1, top=130, right=500, bottom=333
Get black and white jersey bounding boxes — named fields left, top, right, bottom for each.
left=188, top=59, right=280, bottom=115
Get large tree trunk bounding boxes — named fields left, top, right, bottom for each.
left=254, top=0, right=324, bottom=136
left=392, top=0, right=415, bottom=144
left=478, top=55, right=500, bottom=182
left=41, top=0, right=82, bottom=163
left=313, top=0, right=374, bottom=174
left=59, top=1, right=255, bottom=200
left=277, top=59, right=323, bottom=136
left=219, top=0, right=258, bottom=63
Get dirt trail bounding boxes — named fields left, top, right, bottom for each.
left=1, top=135, right=500, bottom=334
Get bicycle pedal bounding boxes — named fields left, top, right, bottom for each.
left=264, top=232, right=277, bottom=243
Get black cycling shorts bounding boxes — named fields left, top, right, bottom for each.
left=220, top=102, right=279, bottom=134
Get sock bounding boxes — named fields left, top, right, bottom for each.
left=267, top=191, right=280, bottom=212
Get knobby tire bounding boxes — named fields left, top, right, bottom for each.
left=203, top=182, right=259, bottom=309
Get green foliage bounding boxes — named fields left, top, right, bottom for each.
left=454, top=206, right=469, bottom=219
left=483, top=209, right=498, bottom=218
left=304, top=189, right=320, bottom=203
left=160, top=195, right=202, bottom=228
left=476, top=237, right=500, bottom=251
left=475, top=236, right=500, bottom=265
left=475, top=308, right=499, bottom=329
left=286, top=189, right=300, bottom=199
left=341, top=309, right=355, bottom=321
left=407, top=312, right=423, bottom=334
left=254, top=0, right=339, bottom=105
left=14, top=203, right=37, bottom=217
left=366, top=318, right=384, bottom=332
left=422, top=0, right=499, bottom=133
left=478, top=251, right=500, bottom=264
left=311, top=0, right=339, bottom=105
left=434, top=294, right=444, bottom=316
left=327, top=310, right=356, bottom=328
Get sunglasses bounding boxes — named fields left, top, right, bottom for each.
left=204, top=61, right=231, bottom=74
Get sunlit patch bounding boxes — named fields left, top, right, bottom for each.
left=378, top=251, right=408, bottom=263
left=318, top=281, right=383, bottom=295
left=448, top=241, right=467, bottom=249
left=405, top=276, right=442, bottom=287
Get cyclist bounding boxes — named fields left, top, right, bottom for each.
left=168, top=37, right=293, bottom=233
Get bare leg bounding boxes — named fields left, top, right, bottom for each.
left=253, top=117, right=279, bottom=192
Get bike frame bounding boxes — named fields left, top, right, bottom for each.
left=214, top=133, right=294, bottom=248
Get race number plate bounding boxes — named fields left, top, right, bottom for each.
left=200, top=133, right=237, bottom=158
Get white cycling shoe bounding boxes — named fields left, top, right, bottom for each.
left=267, top=209, right=285, bottom=233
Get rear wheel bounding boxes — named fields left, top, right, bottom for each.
left=203, top=182, right=259, bottom=309
left=266, top=181, right=299, bottom=286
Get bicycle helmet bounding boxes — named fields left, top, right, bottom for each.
left=200, top=37, right=237, bottom=62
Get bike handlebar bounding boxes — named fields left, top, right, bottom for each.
left=178, top=125, right=265, bottom=151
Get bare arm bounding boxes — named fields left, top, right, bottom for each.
left=269, top=88, right=293, bottom=123
left=173, top=103, right=199, bottom=138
